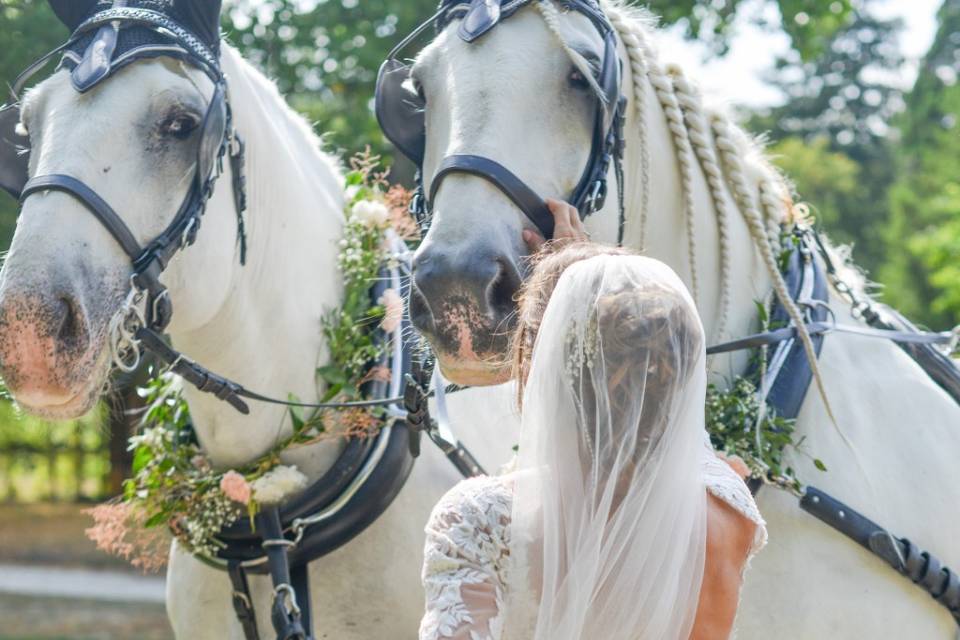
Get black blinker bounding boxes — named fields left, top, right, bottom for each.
left=0, top=104, right=29, bottom=200
left=174, top=0, right=224, bottom=52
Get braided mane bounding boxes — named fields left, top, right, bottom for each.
left=595, top=0, right=834, bottom=417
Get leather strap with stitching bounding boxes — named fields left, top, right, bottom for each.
left=428, top=154, right=554, bottom=238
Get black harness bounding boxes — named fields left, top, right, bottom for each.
left=376, top=0, right=628, bottom=241
left=706, top=227, right=960, bottom=625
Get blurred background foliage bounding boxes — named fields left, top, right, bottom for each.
left=0, top=0, right=958, bottom=499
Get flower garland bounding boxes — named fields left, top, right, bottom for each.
left=87, top=152, right=417, bottom=567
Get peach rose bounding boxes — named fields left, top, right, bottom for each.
left=220, top=470, right=251, bottom=504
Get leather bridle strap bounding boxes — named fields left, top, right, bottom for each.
left=428, top=154, right=555, bottom=238
left=20, top=173, right=173, bottom=328
left=21, top=174, right=142, bottom=260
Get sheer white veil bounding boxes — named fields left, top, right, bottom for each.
left=507, top=254, right=708, bottom=640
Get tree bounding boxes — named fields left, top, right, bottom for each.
left=748, top=6, right=904, bottom=274
left=766, top=136, right=862, bottom=241
left=0, top=1, right=71, bottom=248
left=648, top=0, right=852, bottom=61
left=880, top=0, right=960, bottom=328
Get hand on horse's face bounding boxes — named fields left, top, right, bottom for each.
left=523, top=199, right=591, bottom=252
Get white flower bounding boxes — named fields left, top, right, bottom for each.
left=251, top=465, right=309, bottom=504
left=127, top=426, right=169, bottom=451
left=351, top=199, right=390, bottom=228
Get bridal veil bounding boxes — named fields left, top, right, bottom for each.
left=507, top=254, right=708, bottom=640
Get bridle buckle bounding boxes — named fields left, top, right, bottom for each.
left=583, top=179, right=607, bottom=215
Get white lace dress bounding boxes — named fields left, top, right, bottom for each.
left=418, top=442, right=767, bottom=640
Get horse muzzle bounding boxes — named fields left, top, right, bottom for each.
left=0, top=285, right=109, bottom=418
left=410, top=240, right=521, bottom=385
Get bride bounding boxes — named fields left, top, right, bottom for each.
left=419, top=202, right=767, bottom=640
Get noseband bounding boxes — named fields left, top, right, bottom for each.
left=376, top=0, right=627, bottom=240
left=5, top=6, right=246, bottom=340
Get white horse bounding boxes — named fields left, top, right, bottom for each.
left=406, top=1, right=960, bottom=636
left=0, top=39, right=518, bottom=640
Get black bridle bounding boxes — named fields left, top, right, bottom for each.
left=8, top=7, right=247, bottom=341
left=375, top=0, right=628, bottom=241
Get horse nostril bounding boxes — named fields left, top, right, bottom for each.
left=408, top=285, right=436, bottom=334
left=487, top=258, right=521, bottom=319
left=55, top=295, right=86, bottom=346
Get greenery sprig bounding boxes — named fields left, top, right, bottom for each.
left=705, top=228, right=826, bottom=492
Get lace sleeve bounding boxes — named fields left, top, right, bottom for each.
left=700, top=440, right=768, bottom=555
left=420, top=476, right=513, bottom=640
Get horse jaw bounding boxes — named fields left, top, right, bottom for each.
left=0, top=60, right=221, bottom=418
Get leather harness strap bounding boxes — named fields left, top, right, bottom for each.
left=228, top=560, right=261, bottom=640
left=429, top=154, right=554, bottom=238
left=707, top=321, right=957, bottom=356
left=801, top=487, right=960, bottom=624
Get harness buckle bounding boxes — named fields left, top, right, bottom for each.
left=273, top=583, right=302, bottom=617
left=583, top=179, right=607, bottom=215
left=408, top=189, right=426, bottom=221
left=949, top=326, right=960, bottom=356
left=180, top=216, right=198, bottom=249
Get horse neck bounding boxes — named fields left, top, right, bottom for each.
left=169, top=45, right=345, bottom=472
left=601, top=4, right=785, bottom=374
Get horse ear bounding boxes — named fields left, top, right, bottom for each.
left=48, top=0, right=100, bottom=31
left=175, top=0, right=223, bottom=50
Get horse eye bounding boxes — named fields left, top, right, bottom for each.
left=161, top=113, right=200, bottom=140
left=569, top=68, right=591, bottom=90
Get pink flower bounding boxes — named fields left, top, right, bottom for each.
left=379, top=288, right=403, bottom=334
left=220, top=470, right=251, bottom=504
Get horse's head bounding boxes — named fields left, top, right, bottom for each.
left=389, top=1, right=619, bottom=384
left=0, top=0, right=234, bottom=419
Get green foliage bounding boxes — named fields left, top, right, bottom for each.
left=317, top=153, right=390, bottom=400
left=749, top=6, right=903, bottom=273
left=705, top=378, right=814, bottom=492
left=766, top=136, right=861, bottom=242
left=648, top=0, right=852, bottom=61
left=880, top=0, right=960, bottom=328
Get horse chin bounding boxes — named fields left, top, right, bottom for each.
left=9, top=351, right=110, bottom=420
left=435, top=350, right=512, bottom=387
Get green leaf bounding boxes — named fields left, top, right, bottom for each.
left=287, top=394, right=306, bottom=432
left=132, top=446, right=152, bottom=474
left=317, top=365, right=348, bottom=385
left=813, top=458, right=828, bottom=472
left=144, top=512, right=167, bottom=528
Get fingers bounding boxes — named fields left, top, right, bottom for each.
left=546, top=198, right=589, bottom=243
left=523, top=228, right=546, bottom=253
left=525, top=199, right=590, bottom=255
